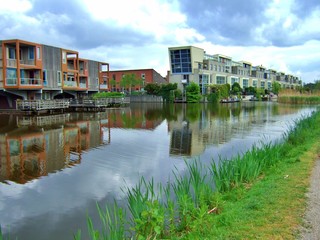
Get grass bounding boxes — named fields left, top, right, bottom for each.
left=73, top=109, right=320, bottom=239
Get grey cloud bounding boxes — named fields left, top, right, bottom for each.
left=178, top=0, right=320, bottom=47
left=23, top=0, right=155, bottom=50
left=178, top=0, right=270, bottom=46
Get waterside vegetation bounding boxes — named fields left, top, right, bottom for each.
left=73, top=108, right=320, bottom=239
left=278, top=89, right=320, bottom=104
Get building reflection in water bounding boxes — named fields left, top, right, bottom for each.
left=167, top=102, right=305, bottom=157
left=0, top=113, right=110, bottom=184
left=0, top=104, right=164, bottom=185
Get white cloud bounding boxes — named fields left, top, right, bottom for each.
left=0, top=0, right=32, bottom=14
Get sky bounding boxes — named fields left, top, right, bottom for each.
left=0, top=0, right=320, bottom=84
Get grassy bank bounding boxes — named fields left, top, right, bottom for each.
left=72, top=109, right=320, bottom=239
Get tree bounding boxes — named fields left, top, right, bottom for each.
left=186, top=82, right=201, bottom=103
left=109, top=79, right=117, bottom=91
left=144, top=83, right=161, bottom=95
left=231, top=82, right=242, bottom=95
left=272, top=81, right=281, bottom=95
left=120, top=74, right=143, bottom=94
left=158, top=83, right=177, bottom=102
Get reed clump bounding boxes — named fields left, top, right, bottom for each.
left=74, top=110, right=320, bottom=239
left=278, top=89, right=320, bottom=104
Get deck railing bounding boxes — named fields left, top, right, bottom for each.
left=16, top=99, right=70, bottom=111
left=16, top=98, right=130, bottom=112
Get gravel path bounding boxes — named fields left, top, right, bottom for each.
left=299, top=159, right=320, bottom=240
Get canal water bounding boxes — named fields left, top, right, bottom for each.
left=0, top=102, right=316, bottom=239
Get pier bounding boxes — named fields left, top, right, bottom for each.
left=15, top=97, right=130, bottom=115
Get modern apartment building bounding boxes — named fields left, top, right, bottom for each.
left=0, top=39, right=109, bottom=109
left=108, top=68, right=167, bottom=92
left=168, top=46, right=302, bottom=94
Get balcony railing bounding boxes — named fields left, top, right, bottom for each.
left=20, top=78, right=42, bottom=86
left=6, top=78, right=18, bottom=86
left=63, top=81, right=77, bottom=87
left=79, top=83, right=87, bottom=88
left=7, top=59, right=17, bottom=67
left=20, top=59, right=35, bottom=66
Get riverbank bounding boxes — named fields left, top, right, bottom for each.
left=174, top=111, right=320, bottom=239
left=73, top=108, right=320, bottom=239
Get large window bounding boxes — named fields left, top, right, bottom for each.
left=243, top=79, right=249, bottom=88
left=28, top=47, right=34, bottom=60
left=170, top=49, right=192, bottom=74
left=231, top=77, right=239, bottom=85
left=252, top=80, right=257, bottom=88
left=260, top=81, right=265, bottom=89
left=216, top=76, right=226, bottom=84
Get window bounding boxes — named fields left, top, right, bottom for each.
left=231, top=77, right=239, bottom=85
left=37, top=47, right=41, bottom=60
left=170, top=49, right=192, bottom=74
left=43, top=70, right=47, bottom=86
left=216, top=76, right=226, bottom=84
left=141, top=73, right=145, bottom=79
left=267, top=81, right=272, bottom=90
left=252, top=80, right=257, bottom=88
left=28, top=47, right=34, bottom=60
left=8, top=47, right=15, bottom=59
left=57, top=71, right=62, bottom=86
left=260, top=81, right=265, bottom=88
left=62, top=51, right=66, bottom=64
left=243, top=79, right=249, bottom=88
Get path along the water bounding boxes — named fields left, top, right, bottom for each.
left=299, top=159, right=320, bottom=239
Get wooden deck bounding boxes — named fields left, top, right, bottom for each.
left=15, top=98, right=130, bottom=114
left=69, top=97, right=130, bottom=110
left=16, top=100, right=69, bottom=113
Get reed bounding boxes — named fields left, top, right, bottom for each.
left=278, top=95, right=320, bottom=104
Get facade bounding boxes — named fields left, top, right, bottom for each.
left=108, top=68, right=167, bottom=92
left=0, top=39, right=109, bottom=108
left=168, top=46, right=302, bottom=94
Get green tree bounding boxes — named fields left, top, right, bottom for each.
left=272, top=81, right=281, bottom=94
left=120, top=74, right=143, bottom=94
left=231, top=82, right=242, bottom=95
left=186, top=82, right=201, bottom=103
left=144, top=83, right=161, bottom=95
left=109, top=79, right=117, bottom=91
left=158, top=83, right=177, bottom=102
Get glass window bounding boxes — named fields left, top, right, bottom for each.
left=8, top=48, right=16, bottom=59
left=28, top=47, right=34, bottom=60
left=216, top=76, right=226, bottom=84
left=37, top=47, right=41, bottom=60
left=243, top=79, right=249, bottom=88
left=43, top=70, right=47, bottom=86
left=170, top=49, right=191, bottom=74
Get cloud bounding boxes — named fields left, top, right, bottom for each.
left=0, top=0, right=320, bottom=82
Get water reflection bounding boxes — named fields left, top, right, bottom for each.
left=0, top=102, right=316, bottom=240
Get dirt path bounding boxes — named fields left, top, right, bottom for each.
left=299, top=159, right=320, bottom=239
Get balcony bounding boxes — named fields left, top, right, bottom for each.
left=7, top=59, right=17, bottom=68
left=20, top=78, right=42, bottom=86
left=99, top=84, right=108, bottom=89
left=20, top=59, right=35, bottom=66
left=79, top=83, right=87, bottom=89
left=6, top=78, right=18, bottom=86
left=64, top=81, right=77, bottom=87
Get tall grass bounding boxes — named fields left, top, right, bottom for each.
left=76, top=110, right=320, bottom=239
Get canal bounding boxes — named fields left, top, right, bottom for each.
left=0, top=102, right=316, bottom=239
